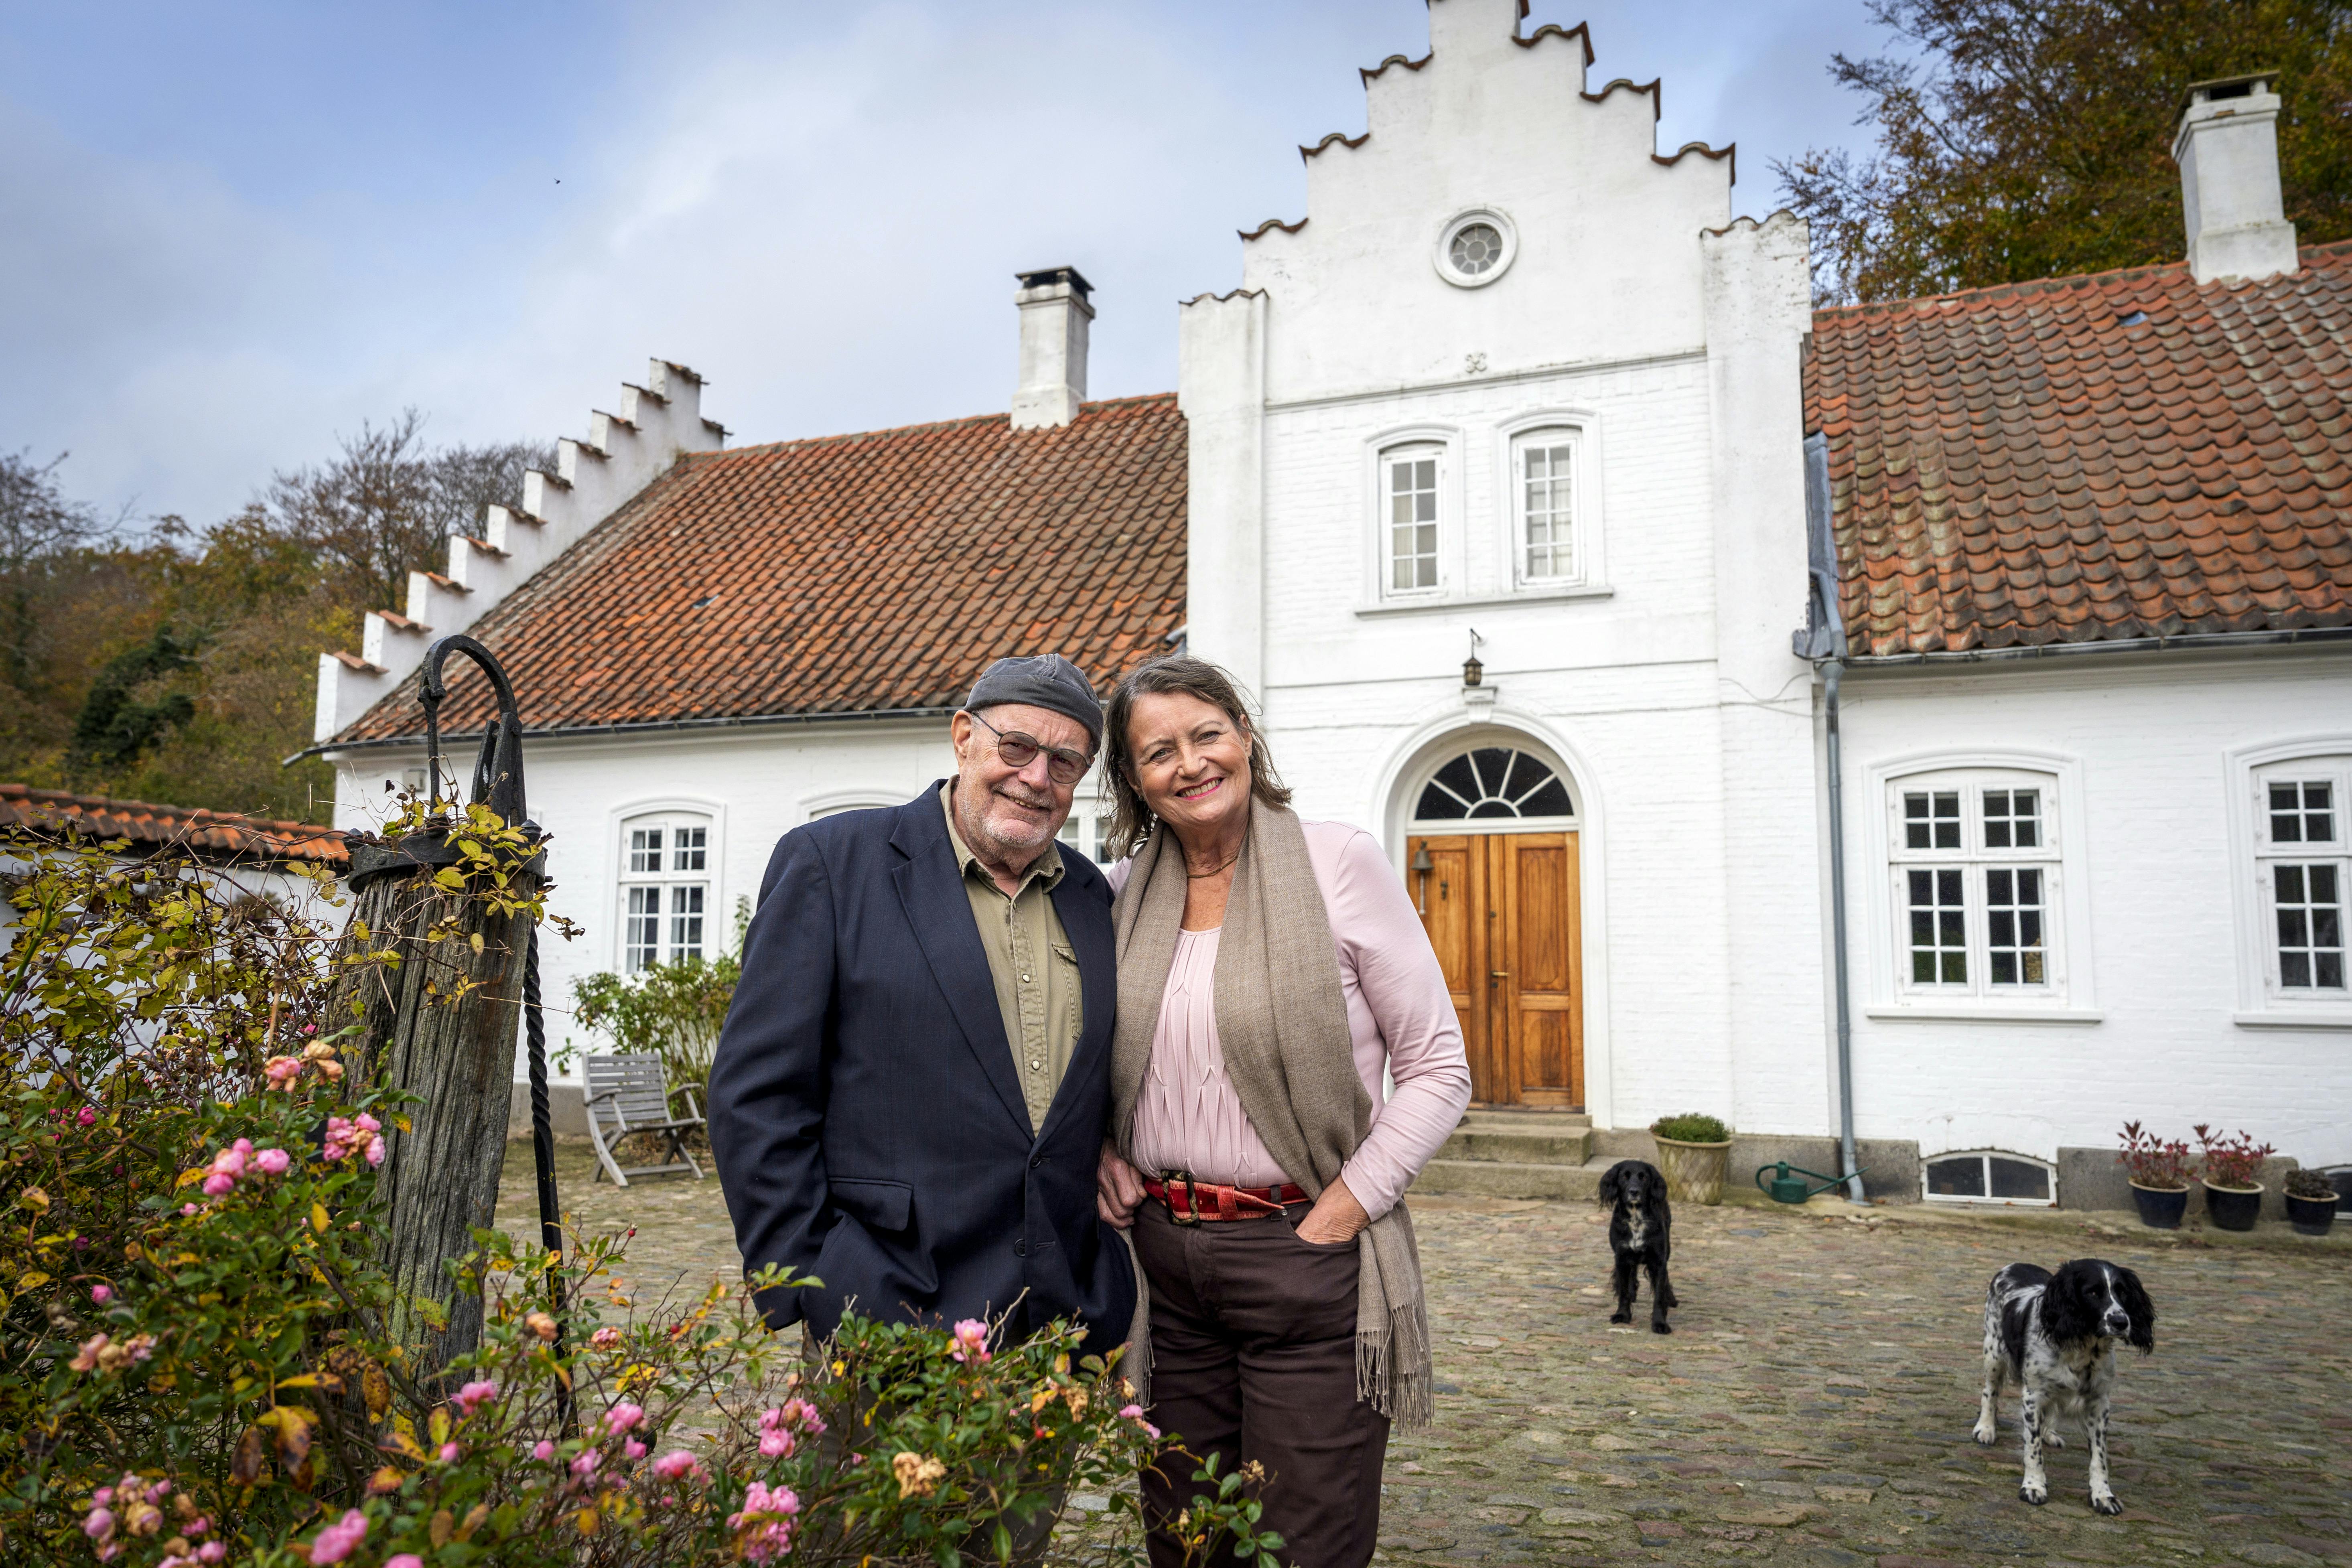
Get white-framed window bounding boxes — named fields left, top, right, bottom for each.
left=1922, top=1150, right=2056, bottom=1207
left=1513, top=428, right=1580, bottom=586
left=1380, top=443, right=1444, bottom=596
left=1056, top=797, right=1120, bottom=866
left=1886, top=770, right=2062, bottom=998
left=2253, top=756, right=2348, bottom=997
left=618, top=811, right=713, bottom=972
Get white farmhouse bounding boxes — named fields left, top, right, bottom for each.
left=310, top=0, right=2352, bottom=1212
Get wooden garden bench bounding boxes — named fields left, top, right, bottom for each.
left=582, top=1053, right=706, bottom=1187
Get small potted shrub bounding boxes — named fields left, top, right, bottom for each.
left=2285, top=1167, right=2340, bottom=1237
left=1650, top=1113, right=1733, bottom=1206
left=2196, top=1124, right=2275, bottom=1232
left=2117, top=1121, right=2193, bottom=1229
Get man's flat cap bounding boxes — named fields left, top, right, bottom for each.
left=966, top=654, right=1102, bottom=748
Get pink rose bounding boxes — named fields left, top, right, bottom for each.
left=181, top=1203, right=199, bottom=1217
left=306, top=1508, right=367, bottom=1564
left=77, top=1106, right=96, bottom=1126
left=603, top=1402, right=644, bottom=1436
left=365, top=1134, right=386, bottom=1167
left=949, top=1318, right=990, bottom=1364
left=454, top=1379, right=499, bottom=1416
left=90, top=1284, right=112, bottom=1304
left=83, top=1506, right=114, bottom=1540
left=570, top=1449, right=601, bottom=1479
left=200, top=1546, right=227, bottom=1564
left=255, top=1148, right=290, bottom=1176
left=623, top=1438, right=646, bottom=1460
left=438, top=1442, right=461, bottom=1463
left=264, top=1055, right=302, bottom=1087
left=589, top=1326, right=622, bottom=1350
left=651, top=1450, right=703, bottom=1482
left=201, top=1173, right=235, bottom=1198
left=533, top=1440, right=555, bottom=1462
left=388, top=1558, right=423, bottom=1568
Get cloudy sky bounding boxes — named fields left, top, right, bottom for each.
left=1, top=0, right=1893, bottom=527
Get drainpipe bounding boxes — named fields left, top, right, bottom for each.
left=1797, top=429, right=1865, bottom=1204
left=1824, top=658, right=1865, bottom=1203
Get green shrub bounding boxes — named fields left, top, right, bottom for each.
left=1650, top=1113, right=1732, bottom=1144
left=2284, top=1166, right=2336, bottom=1201
left=2, top=825, right=1272, bottom=1566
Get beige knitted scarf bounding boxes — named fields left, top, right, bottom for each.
left=1111, top=799, right=1434, bottom=1425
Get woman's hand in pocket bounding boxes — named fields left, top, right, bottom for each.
left=1098, top=1142, right=1147, bottom=1229
left=1294, top=1175, right=1369, bottom=1244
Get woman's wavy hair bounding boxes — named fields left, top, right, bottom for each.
left=1101, top=655, right=1292, bottom=860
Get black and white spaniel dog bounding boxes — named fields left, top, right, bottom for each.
left=1596, top=1159, right=1678, bottom=1334
left=1973, top=1260, right=2155, bottom=1515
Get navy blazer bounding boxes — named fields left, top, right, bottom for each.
left=707, top=784, right=1134, bottom=1353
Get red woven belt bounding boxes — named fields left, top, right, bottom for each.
left=1145, top=1174, right=1309, bottom=1223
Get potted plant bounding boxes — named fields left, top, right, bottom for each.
left=2285, top=1167, right=2340, bottom=1237
left=1650, top=1113, right=1733, bottom=1206
left=2117, top=1122, right=2193, bottom=1229
left=2196, top=1124, right=2275, bottom=1232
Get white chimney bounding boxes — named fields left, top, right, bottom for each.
left=1011, top=266, right=1094, bottom=429
left=2173, top=74, right=2299, bottom=285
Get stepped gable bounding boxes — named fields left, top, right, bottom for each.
left=332, top=394, right=1187, bottom=743
left=0, top=784, right=346, bottom=865
left=1805, top=241, right=2352, bottom=658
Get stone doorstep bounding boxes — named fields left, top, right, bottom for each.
left=1411, top=1157, right=1606, bottom=1201
left=1439, top=1126, right=1598, bottom=1167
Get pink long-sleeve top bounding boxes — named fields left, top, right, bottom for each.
left=1112, top=820, right=1472, bottom=1221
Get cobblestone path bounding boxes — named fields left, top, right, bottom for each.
left=499, top=1144, right=2351, bottom=1566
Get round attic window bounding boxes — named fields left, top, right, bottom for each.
left=1435, top=209, right=1517, bottom=288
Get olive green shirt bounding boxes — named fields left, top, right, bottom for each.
left=940, top=782, right=1083, bottom=1134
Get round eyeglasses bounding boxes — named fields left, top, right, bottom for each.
left=965, top=710, right=1094, bottom=787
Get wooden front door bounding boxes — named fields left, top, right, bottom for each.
left=1407, top=831, right=1584, bottom=1108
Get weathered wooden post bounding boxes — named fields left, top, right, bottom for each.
left=331, top=635, right=565, bottom=1384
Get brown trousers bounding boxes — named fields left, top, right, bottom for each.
left=1133, top=1200, right=1389, bottom=1568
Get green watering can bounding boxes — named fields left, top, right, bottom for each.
left=1755, top=1161, right=1868, bottom=1204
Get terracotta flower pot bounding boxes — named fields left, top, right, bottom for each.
left=2202, top=1180, right=2263, bottom=1232
left=2128, top=1181, right=2190, bottom=1230
left=1653, top=1137, right=1732, bottom=1207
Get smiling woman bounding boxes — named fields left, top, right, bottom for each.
left=1093, top=655, right=1470, bottom=1568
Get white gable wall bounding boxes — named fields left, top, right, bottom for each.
left=1186, top=0, right=1827, bottom=1135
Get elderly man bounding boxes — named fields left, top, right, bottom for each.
left=708, top=654, right=1135, bottom=1357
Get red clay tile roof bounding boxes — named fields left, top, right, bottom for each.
left=1805, top=241, right=2352, bottom=658
left=336, top=394, right=1188, bottom=744
left=0, top=784, right=347, bottom=865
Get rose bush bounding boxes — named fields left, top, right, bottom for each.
left=3, top=822, right=1275, bottom=1566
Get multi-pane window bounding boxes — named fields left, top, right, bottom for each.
left=1517, top=432, right=1576, bottom=583
left=1384, top=446, right=1441, bottom=594
left=2255, top=764, right=2347, bottom=995
left=1887, top=773, right=2060, bottom=996
left=619, top=815, right=713, bottom=972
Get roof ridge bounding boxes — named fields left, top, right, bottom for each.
left=707, top=391, right=1180, bottom=461
left=1813, top=242, right=2349, bottom=320
left=0, top=781, right=326, bottom=836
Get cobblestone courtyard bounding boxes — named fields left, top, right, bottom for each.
left=499, top=1143, right=2350, bottom=1566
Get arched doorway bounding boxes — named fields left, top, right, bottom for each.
left=1405, top=741, right=1584, bottom=1109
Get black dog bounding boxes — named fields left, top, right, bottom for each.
left=1973, top=1259, right=2155, bottom=1515
left=1596, top=1159, right=1678, bottom=1333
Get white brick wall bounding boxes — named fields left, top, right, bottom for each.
left=1836, top=653, right=2352, bottom=1168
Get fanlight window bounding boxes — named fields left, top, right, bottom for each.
left=1414, top=747, right=1573, bottom=822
